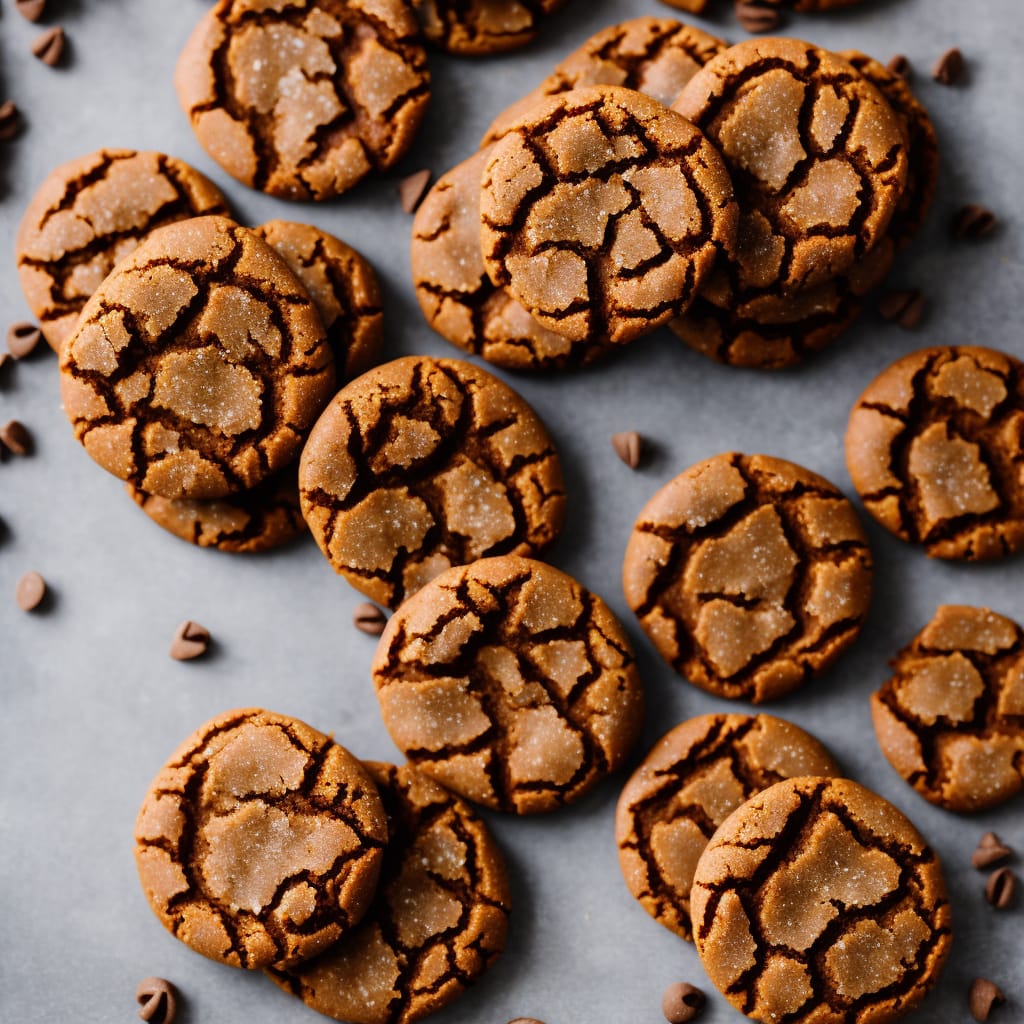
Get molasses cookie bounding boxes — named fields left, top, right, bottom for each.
left=15, top=149, right=229, bottom=353
left=623, top=453, right=873, bottom=702
left=480, top=85, right=737, bottom=346
left=300, top=357, right=565, bottom=608
left=175, top=0, right=430, bottom=200
left=412, top=0, right=564, bottom=56
left=846, top=345, right=1024, bottom=560
left=872, top=605, right=1024, bottom=812
left=372, top=557, right=644, bottom=814
left=60, top=216, right=335, bottom=500
left=691, top=777, right=952, bottom=1024
left=134, top=708, right=388, bottom=970
left=269, top=761, right=511, bottom=1023
left=616, top=714, right=839, bottom=940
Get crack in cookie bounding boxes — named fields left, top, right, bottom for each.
left=412, top=0, right=564, bottom=56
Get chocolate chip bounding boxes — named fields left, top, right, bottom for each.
left=973, top=832, right=1013, bottom=870
left=0, top=420, right=32, bottom=456
left=169, top=621, right=211, bottom=661
left=932, top=47, right=965, bottom=84
left=953, top=204, right=997, bottom=240
left=663, top=982, right=706, bottom=1023
left=7, top=322, right=42, bottom=358
left=733, top=0, right=782, bottom=33
left=31, top=25, right=65, bottom=66
left=399, top=169, right=432, bottom=214
left=886, top=54, right=910, bottom=78
left=15, top=0, right=47, bottom=21
left=878, top=288, right=925, bottom=329
left=353, top=601, right=388, bottom=636
left=0, top=352, right=11, bottom=376
left=970, top=978, right=1006, bottom=1021
left=0, top=101, right=21, bottom=142
left=15, top=572, right=46, bottom=612
left=136, top=977, right=177, bottom=1024
left=985, top=867, right=1018, bottom=909
left=611, top=430, right=644, bottom=469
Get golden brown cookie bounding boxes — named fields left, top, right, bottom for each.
left=846, top=346, right=1024, bottom=560
left=134, top=708, right=388, bottom=970
left=175, top=0, right=430, bottom=200
left=691, top=777, right=952, bottom=1024
left=372, top=557, right=645, bottom=813
left=15, top=149, right=229, bottom=353
left=623, top=453, right=873, bottom=702
left=872, top=605, right=1024, bottom=812
left=268, top=761, right=511, bottom=1023
left=60, top=216, right=335, bottom=501
left=616, top=714, right=839, bottom=940
left=255, top=220, right=383, bottom=380
left=412, top=0, right=564, bottom=56
left=480, top=85, right=738, bottom=347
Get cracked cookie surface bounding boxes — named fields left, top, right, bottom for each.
left=269, top=761, right=511, bottom=1023
left=299, top=356, right=565, bottom=609
left=372, top=556, right=644, bottom=813
left=175, top=0, right=430, bottom=200
left=60, top=215, right=335, bottom=501
left=15, top=148, right=229, bottom=353
left=616, top=713, right=839, bottom=941
left=412, top=0, right=563, bottom=56
left=846, top=345, right=1024, bottom=560
left=872, top=605, right=1024, bottom=812
left=134, top=708, right=387, bottom=970
left=623, top=453, right=873, bottom=702
left=480, top=85, right=737, bottom=347
left=691, top=777, right=952, bottom=1024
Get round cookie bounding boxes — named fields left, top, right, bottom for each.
left=481, top=17, right=728, bottom=146
left=616, top=714, right=839, bottom=940
left=133, top=708, right=388, bottom=970
left=175, top=0, right=430, bottom=201
left=412, top=0, right=564, bottom=56
left=60, top=216, right=335, bottom=501
left=15, top=149, right=229, bottom=353
left=871, top=605, right=1024, bottom=812
left=268, top=761, right=511, bottom=1023
left=846, top=345, right=1024, bottom=560
left=256, top=220, right=383, bottom=380
left=691, top=777, right=952, bottom=1024
left=623, top=453, right=873, bottom=702
left=480, top=85, right=738, bottom=347
left=371, top=557, right=645, bottom=814
left=299, top=356, right=566, bottom=609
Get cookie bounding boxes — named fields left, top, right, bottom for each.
left=299, top=356, right=565, bottom=609
left=175, top=0, right=430, bottom=200
left=15, top=149, right=229, bottom=353
left=134, top=708, right=388, bottom=970
left=871, top=605, right=1024, bottom=812
left=60, top=216, right=335, bottom=501
left=623, top=453, right=873, bottom=702
left=480, top=85, right=738, bottom=346
left=616, top=714, right=839, bottom=940
left=372, top=556, right=644, bottom=813
left=691, top=777, right=952, bottom=1024
left=269, top=761, right=511, bottom=1023
left=481, top=18, right=727, bottom=146
left=846, top=345, right=1024, bottom=560
left=255, top=220, right=383, bottom=381
left=658, top=0, right=709, bottom=12
left=412, top=0, right=563, bottom=56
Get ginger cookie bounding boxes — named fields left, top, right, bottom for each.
left=269, top=761, right=511, bottom=1023
left=255, top=220, right=383, bottom=380
left=372, top=557, right=644, bottom=814
left=871, top=605, right=1024, bottom=812
left=411, top=0, right=564, bottom=56
left=175, top=0, right=430, bottom=200
left=481, top=18, right=727, bottom=146
left=15, top=149, right=229, bottom=353
left=300, top=356, right=565, bottom=609
left=134, top=708, right=388, bottom=970
left=616, top=714, right=839, bottom=941
left=623, top=453, right=873, bottom=702
left=480, top=85, right=738, bottom=347
left=60, top=216, right=335, bottom=501
left=846, top=345, right=1024, bottom=560
left=691, top=777, right=952, bottom=1024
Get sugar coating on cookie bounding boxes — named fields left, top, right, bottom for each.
left=691, top=777, right=952, bottom=1024
left=846, top=345, right=1024, bottom=560
left=268, top=761, right=511, bottom=1024
left=616, top=714, right=839, bottom=940
left=299, top=356, right=565, bottom=609
left=134, top=708, right=388, bottom=970
left=872, top=605, right=1024, bottom=812
left=15, top=149, right=229, bottom=352
left=372, top=557, right=644, bottom=814
left=60, top=216, right=335, bottom=501
left=412, top=0, right=564, bottom=56
left=175, top=0, right=430, bottom=200
left=623, top=453, right=873, bottom=702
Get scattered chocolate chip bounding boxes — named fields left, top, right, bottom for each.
left=886, top=54, right=910, bottom=78
left=136, top=977, right=177, bottom=1024
left=932, top=47, right=965, bottom=84
left=16, top=0, right=47, bottom=21
left=31, top=25, right=65, bottom=66
left=953, top=204, right=997, bottom=240
left=15, top=571, right=46, bottom=612
left=611, top=430, right=645, bottom=469
left=663, top=982, right=706, bottom=1023
left=353, top=601, right=388, bottom=636
left=0, top=101, right=21, bottom=142
left=734, top=0, right=782, bottom=33
left=973, top=832, right=1013, bottom=870
left=878, top=288, right=925, bottom=329
left=399, top=169, right=431, bottom=214
left=970, top=978, right=1006, bottom=1022
left=169, top=621, right=211, bottom=661
left=7, top=322, right=42, bottom=359
left=0, top=420, right=33, bottom=456
left=985, top=867, right=1018, bottom=909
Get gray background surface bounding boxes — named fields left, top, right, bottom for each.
left=1, top=0, right=1022, bottom=1021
